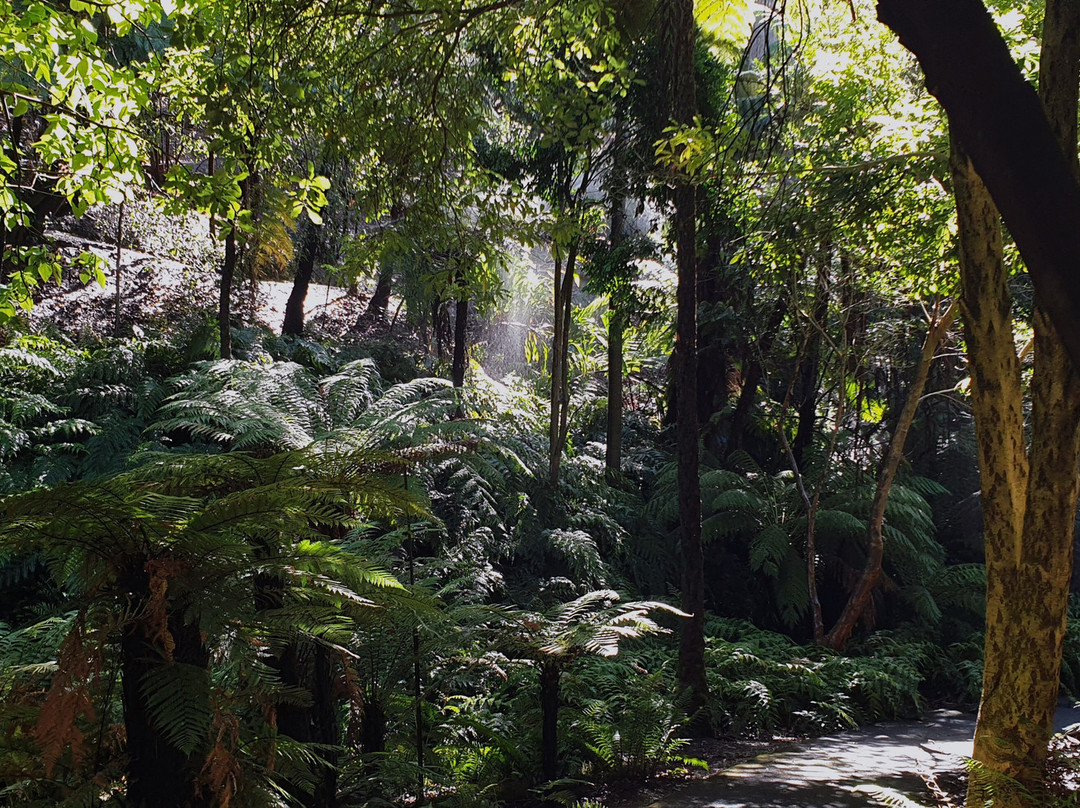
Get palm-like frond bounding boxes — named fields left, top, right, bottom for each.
left=526, top=590, right=684, bottom=661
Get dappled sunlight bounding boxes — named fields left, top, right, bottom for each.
left=641, top=708, right=1080, bottom=807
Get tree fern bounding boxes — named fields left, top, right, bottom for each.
left=0, top=441, right=421, bottom=803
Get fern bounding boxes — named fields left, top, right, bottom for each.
left=141, top=663, right=213, bottom=755
left=750, top=523, right=790, bottom=577
left=569, top=663, right=702, bottom=780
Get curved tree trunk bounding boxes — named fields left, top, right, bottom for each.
left=822, top=300, right=956, bottom=650
left=872, top=12, right=1080, bottom=795
left=283, top=221, right=319, bottom=336
left=959, top=2, right=1080, bottom=802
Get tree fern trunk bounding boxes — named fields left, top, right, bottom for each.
left=311, top=643, right=340, bottom=808
left=540, top=662, right=560, bottom=781
left=453, top=295, right=468, bottom=390
left=120, top=563, right=211, bottom=808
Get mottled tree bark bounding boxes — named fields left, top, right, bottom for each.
left=954, top=135, right=1080, bottom=808
left=876, top=4, right=1080, bottom=799
left=964, top=1, right=1080, bottom=800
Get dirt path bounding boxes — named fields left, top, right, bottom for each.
left=639, top=705, right=1080, bottom=808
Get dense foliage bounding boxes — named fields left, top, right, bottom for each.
left=1, top=0, right=1078, bottom=805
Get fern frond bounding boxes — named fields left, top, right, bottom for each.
left=141, top=663, right=212, bottom=755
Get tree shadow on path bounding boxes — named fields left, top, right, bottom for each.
left=639, top=705, right=1080, bottom=808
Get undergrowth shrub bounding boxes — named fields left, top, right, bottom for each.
left=566, top=658, right=703, bottom=781
left=702, top=618, right=924, bottom=736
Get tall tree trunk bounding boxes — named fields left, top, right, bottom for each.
left=549, top=236, right=581, bottom=485
left=954, top=2, right=1080, bottom=802
left=663, top=0, right=709, bottom=727
left=550, top=251, right=568, bottom=485
left=606, top=309, right=625, bottom=475
left=547, top=162, right=592, bottom=486
left=822, top=300, right=957, bottom=650
left=557, top=242, right=578, bottom=462
left=220, top=224, right=237, bottom=360
left=283, top=220, right=319, bottom=336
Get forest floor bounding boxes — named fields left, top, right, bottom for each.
left=622, top=704, right=1080, bottom=808
left=33, top=228, right=367, bottom=340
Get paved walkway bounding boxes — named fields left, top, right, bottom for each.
left=640, top=706, right=1080, bottom=808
